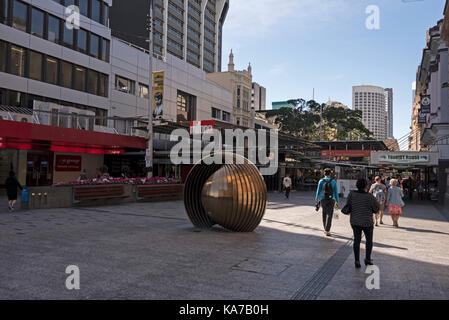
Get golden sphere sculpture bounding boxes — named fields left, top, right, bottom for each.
left=184, top=153, right=267, bottom=232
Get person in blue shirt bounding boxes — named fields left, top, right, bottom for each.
left=315, top=168, right=339, bottom=236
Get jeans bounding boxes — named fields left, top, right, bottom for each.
left=352, top=225, right=374, bottom=262
left=285, top=187, right=291, bottom=199
left=321, top=199, right=335, bottom=232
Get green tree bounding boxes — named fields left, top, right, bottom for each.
left=265, top=99, right=373, bottom=141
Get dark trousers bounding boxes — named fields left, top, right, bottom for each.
left=352, top=225, right=374, bottom=262
left=285, top=187, right=291, bottom=199
left=321, top=199, right=335, bottom=232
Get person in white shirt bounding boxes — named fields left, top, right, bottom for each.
left=283, top=175, right=292, bottom=199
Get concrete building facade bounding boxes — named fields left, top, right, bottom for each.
left=251, top=82, right=266, bottom=111
left=206, top=50, right=254, bottom=127
left=352, top=85, right=388, bottom=140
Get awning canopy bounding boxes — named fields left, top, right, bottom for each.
left=0, top=119, right=146, bottom=154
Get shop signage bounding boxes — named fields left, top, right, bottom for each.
left=378, top=154, right=429, bottom=164
left=190, top=120, right=215, bottom=135
left=0, top=137, right=4, bottom=149
left=420, top=95, right=431, bottom=114
left=55, top=155, right=82, bottom=172
left=418, top=111, right=427, bottom=124
left=152, top=71, right=165, bottom=119
left=321, top=150, right=372, bottom=157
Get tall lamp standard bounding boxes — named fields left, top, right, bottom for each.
left=146, top=0, right=154, bottom=178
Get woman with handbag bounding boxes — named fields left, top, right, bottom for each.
left=386, top=179, right=404, bottom=228
left=343, top=178, right=379, bottom=268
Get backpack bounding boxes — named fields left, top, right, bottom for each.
left=323, top=179, right=334, bottom=200
left=374, top=184, right=385, bottom=203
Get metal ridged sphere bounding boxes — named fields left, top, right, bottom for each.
left=184, top=153, right=267, bottom=232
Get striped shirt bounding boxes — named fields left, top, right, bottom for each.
left=347, top=191, right=380, bottom=227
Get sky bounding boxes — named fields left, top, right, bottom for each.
left=221, top=0, right=446, bottom=140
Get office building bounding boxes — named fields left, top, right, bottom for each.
left=352, top=85, right=388, bottom=140
left=251, top=82, right=266, bottom=111
left=109, top=0, right=229, bottom=73
left=384, top=88, right=394, bottom=139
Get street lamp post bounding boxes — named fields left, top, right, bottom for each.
left=146, top=0, right=154, bottom=178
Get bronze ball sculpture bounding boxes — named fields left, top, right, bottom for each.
left=184, top=153, right=267, bottom=232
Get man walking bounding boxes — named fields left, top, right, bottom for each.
left=315, top=168, right=339, bottom=237
left=283, top=175, right=292, bottom=199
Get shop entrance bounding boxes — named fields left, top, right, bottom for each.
left=26, top=151, right=54, bottom=186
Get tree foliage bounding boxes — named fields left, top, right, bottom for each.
left=265, top=99, right=373, bottom=141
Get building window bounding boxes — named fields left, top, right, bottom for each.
left=139, top=83, right=149, bottom=98
left=102, top=4, right=109, bottom=25
left=0, top=40, right=6, bottom=72
left=177, top=90, right=196, bottom=122
left=87, top=70, right=99, bottom=95
left=77, top=29, right=87, bottom=53
left=115, top=75, right=135, bottom=94
left=45, top=56, right=59, bottom=85
left=168, top=1, right=183, bottom=15
left=61, top=61, right=73, bottom=88
left=99, top=73, right=108, bottom=97
left=90, top=33, right=100, bottom=58
left=1, top=0, right=9, bottom=24
left=212, top=107, right=221, bottom=119
left=222, top=111, right=231, bottom=122
left=10, top=45, right=26, bottom=77
left=101, top=38, right=109, bottom=62
left=91, top=0, right=101, bottom=23
left=12, top=0, right=27, bottom=32
left=47, top=15, right=60, bottom=44
left=63, top=26, right=74, bottom=47
left=31, top=8, right=44, bottom=38
left=29, top=51, right=43, bottom=81
left=74, top=66, right=86, bottom=91
left=79, top=0, right=88, bottom=16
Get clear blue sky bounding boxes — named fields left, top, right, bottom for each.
left=221, top=0, right=445, bottom=140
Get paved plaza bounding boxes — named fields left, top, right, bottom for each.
left=1, top=192, right=449, bottom=300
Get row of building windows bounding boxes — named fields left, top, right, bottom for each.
left=0, top=40, right=108, bottom=97
left=114, top=75, right=149, bottom=99
left=1, top=0, right=110, bottom=62
left=51, top=0, right=109, bottom=26
left=211, top=107, right=231, bottom=122
left=0, top=87, right=108, bottom=126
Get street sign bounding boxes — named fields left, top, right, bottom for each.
left=421, top=95, right=431, bottom=114
left=146, top=160, right=152, bottom=168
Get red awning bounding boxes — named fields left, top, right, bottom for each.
left=0, top=119, right=146, bottom=153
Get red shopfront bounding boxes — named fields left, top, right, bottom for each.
left=0, top=119, right=146, bottom=186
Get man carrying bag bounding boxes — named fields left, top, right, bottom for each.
left=315, top=168, right=339, bottom=237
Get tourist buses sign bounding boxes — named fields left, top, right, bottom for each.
left=379, top=154, right=429, bottom=164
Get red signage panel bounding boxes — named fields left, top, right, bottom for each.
left=321, top=150, right=372, bottom=158
left=190, top=120, right=215, bottom=135
left=55, top=155, right=82, bottom=172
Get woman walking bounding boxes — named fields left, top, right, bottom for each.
left=387, top=179, right=404, bottom=228
left=345, top=178, right=379, bottom=268
left=5, top=171, right=23, bottom=212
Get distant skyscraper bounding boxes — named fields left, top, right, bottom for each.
left=385, top=88, right=394, bottom=139
left=352, top=85, right=388, bottom=140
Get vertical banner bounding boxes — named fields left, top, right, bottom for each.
left=152, top=71, right=165, bottom=119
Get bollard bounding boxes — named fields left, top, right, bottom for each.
left=21, top=188, right=29, bottom=210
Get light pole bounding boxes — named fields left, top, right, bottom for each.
left=146, top=0, right=154, bottom=178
